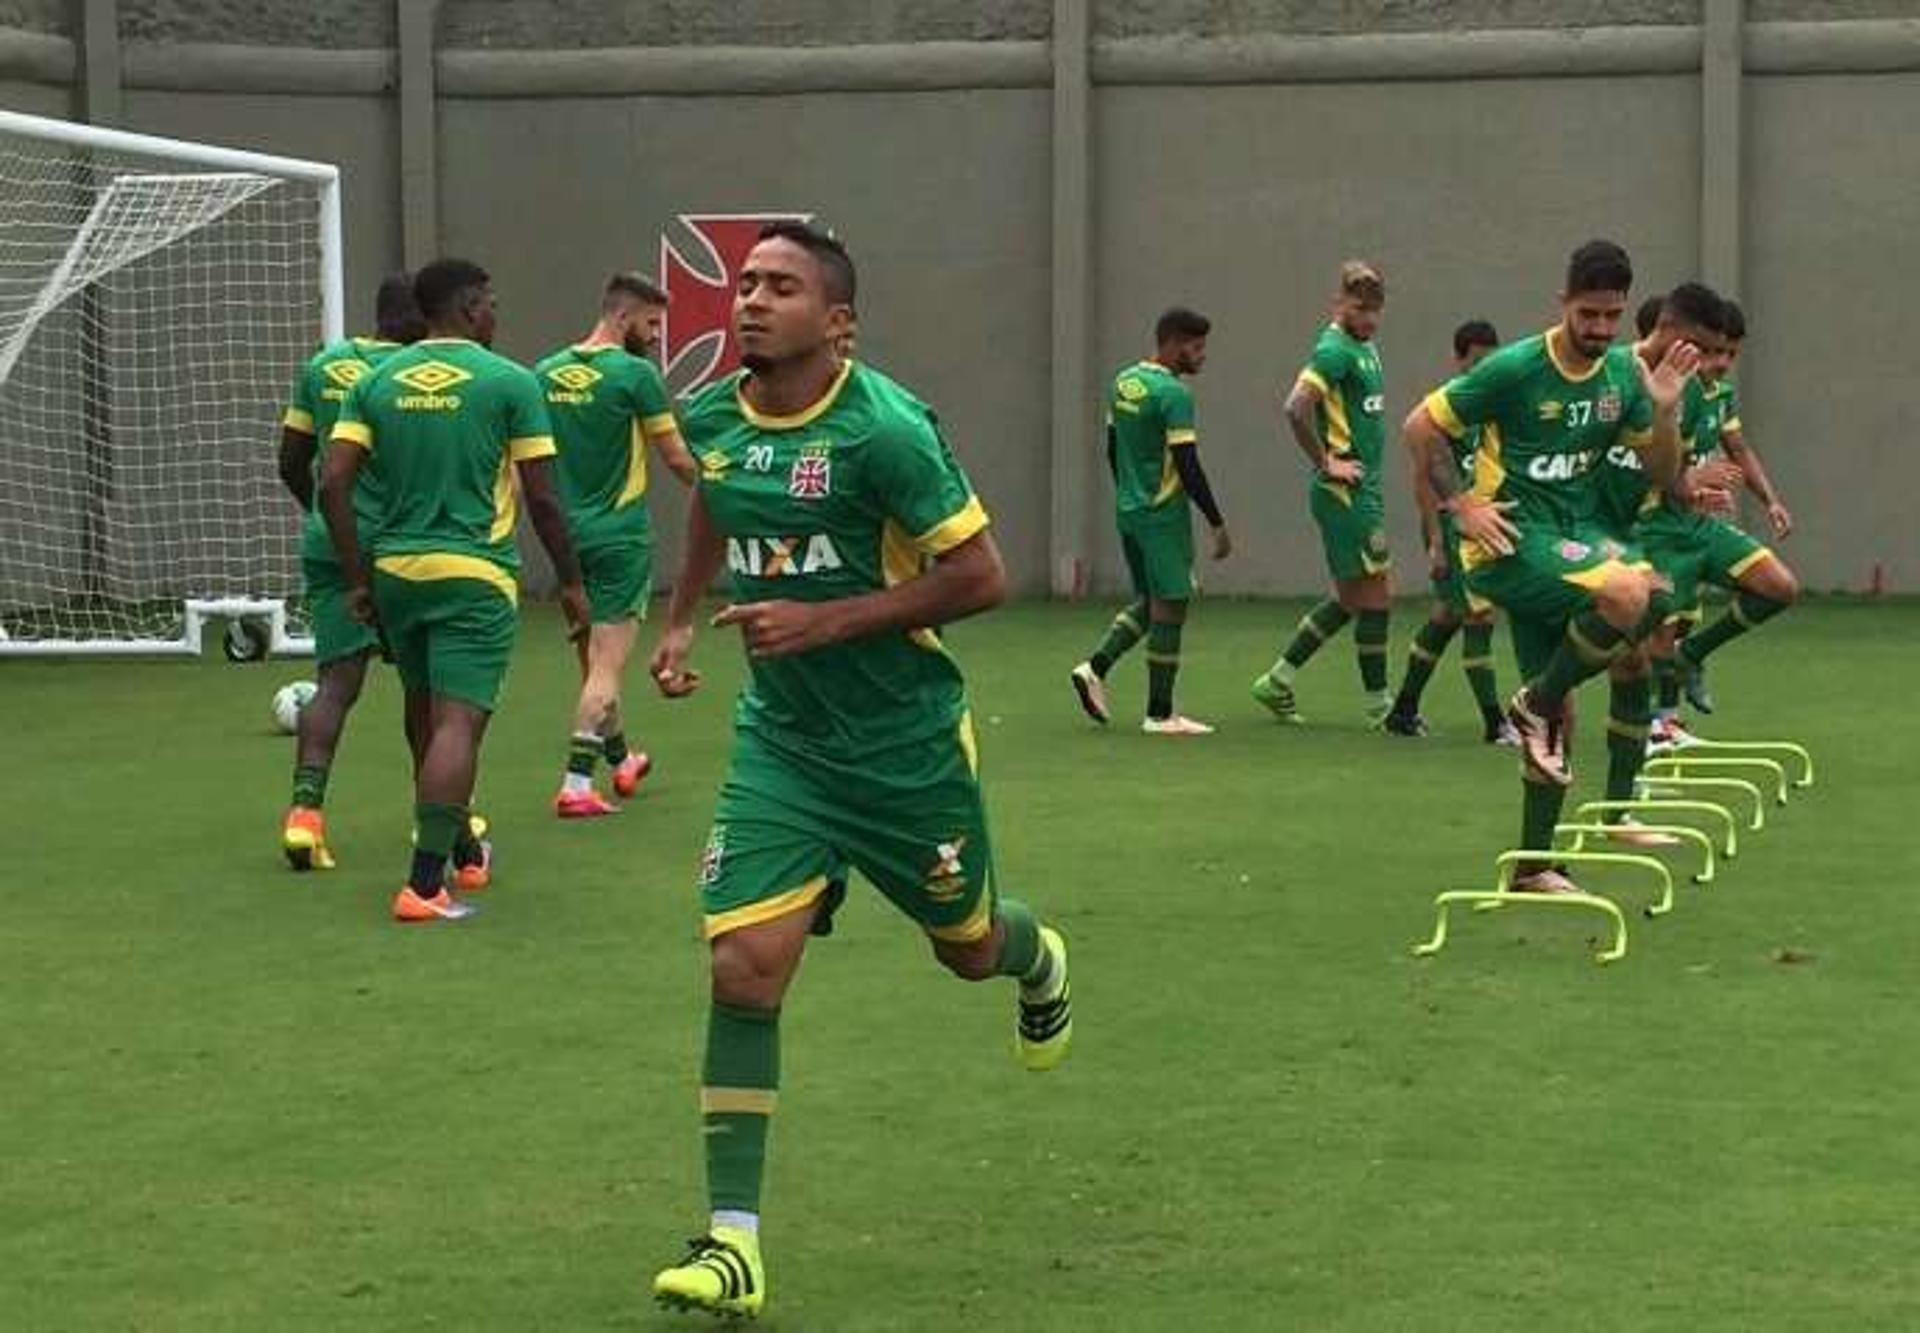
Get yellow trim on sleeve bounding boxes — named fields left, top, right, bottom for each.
left=282, top=407, right=315, bottom=434
left=508, top=433, right=556, bottom=461
left=915, top=494, right=990, bottom=555
left=1723, top=415, right=1742, bottom=434
left=703, top=875, right=831, bottom=939
left=1471, top=422, right=1506, bottom=499
left=1321, top=381, right=1353, bottom=455
left=640, top=411, right=678, bottom=439
left=373, top=552, right=519, bottom=605
left=700, top=1087, right=778, bottom=1116
left=331, top=420, right=373, bottom=449
left=1424, top=389, right=1466, bottom=439
left=1296, top=368, right=1331, bottom=398
left=1164, top=427, right=1197, bottom=446
left=617, top=417, right=648, bottom=507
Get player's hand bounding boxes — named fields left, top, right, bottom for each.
left=346, top=584, right=377, bottom=627
left=1766, top=500, right=1793, bottom=538
left=1321, top=455, right=1364, bottom=486
left=1639, top=339, right=1702, bottom=412
left=713, top=600, right=843, bottom=658
left=1692, top=458, right=1744, bottom=493
left=1450, top=494, right=1519, bottom=557
left=557, top=582, right=591, bottom=642
left=649, top=623, right=701, bottom=698
left=1693, top=485, right=1738, bottom=517
left=1209, top=523, right=1233, bottom=561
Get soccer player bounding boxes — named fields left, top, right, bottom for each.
left=320, top=258, right=589, bottom=923
left=1634, top=293, right=1665, bottom=340
left=276, top=275, right=423, bottom=870
left=537, top=273, right=696, bottom=816
left=1255, top=260, right=1392, bottom=725
left=645, top=222, right=1071, bottom=1318
left=1384, top=318, right=1519, bottom=744
left=1404, top=240, right=1698, bottom=894
left=1070, top=307, right=1231, bottom=734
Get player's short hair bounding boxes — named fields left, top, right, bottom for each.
left=1661, top=281, right=1728, bottom=336
left=1634, top=295, right=1665, bottom=338
left=1338, top=259, right=1385, bottom=303
left=1565, top=239, right=1633, bottom=297
left=757, top=220, right=856, bottom=306
left=1721, top=297, right=1747, bottom=342
left=604, top=270, right=667, bottom=311
left=1155, top=306, right=1211, bottom=343
left=413, top=258, right=491, bottom=322
left=375, top=271, right=423, bottom=338
left=1452, top=319, right=1499, bottom=358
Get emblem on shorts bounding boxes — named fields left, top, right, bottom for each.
left=1558, top=539, right=1591, bottom=562
left=1596, top=391, right=1622, bottom=424
left=698, top=826, right=727, bottom=885
left=924, top=837, right=968, bottom=903
left=788, top=446, right=831, bottom=499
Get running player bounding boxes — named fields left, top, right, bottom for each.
left=538, top=273, right=696, bottom=816
left=321, top=258, right=588, bottom=922
left=1404, top=240, right=1697, bottom=893
left=1255, top=260, right=1392, bottom=725
left=1384, top=318, right=1519, bottom=744
left=1070, top=307, right=1231, bottom=734
left=645, top=222, right=1071, bottom=1318
left=277, top=275, right=423, bottom=870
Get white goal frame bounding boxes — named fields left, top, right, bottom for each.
left=0, top=108, right=343, bottom=658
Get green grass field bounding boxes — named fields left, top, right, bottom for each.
left=4, top=597, right=1916, bottom=1331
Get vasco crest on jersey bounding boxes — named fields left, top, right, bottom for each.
left=788, top=444, right=832, bottom=499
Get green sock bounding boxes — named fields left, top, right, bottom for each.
left=1682, top=590, right=1788, bottom=666
left=1089, top=600, right=1147, bottom=676
left=1276, top=598, right=1351, bottom=673
left=602, top=730, right=630, bottom=766
left=292, top=764, right=328, bottom=810
left=1394, top=618, right=1456, bottom=712
left=1653, top=655, right=1681, bottom=713
left=703, top=1001, right=780, bottom=1215
left=1461, top=621, right=1499, bottom=711
left=1529, top=610, right=1626, bottom=710
left=1354, top=609, right=1390, bottom=693
left=1605, top=675, right=1652, bottom=806
left=1520, top=775, right=1569, bottom=853
left=566, top=732, right=601, bottom=778
left=1146, top=619, right=1183, bottom=720
left=412, top=801, right=464, bottom=893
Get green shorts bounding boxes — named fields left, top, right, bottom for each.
left=371, top=568, right=518, bottom=712
left=1117, top=506, right=1194, bottom=601
left=1310, top=482, right=1391, bottom=581
left=1638, top=508, right=1771, bottom=615
left=698, top=716, right=997, bottom=944
left=303, top=554, right=380, bottom=665
left=1465, top=523, right=1650, bottom=627
left=579, top=539, right=653, bottom=624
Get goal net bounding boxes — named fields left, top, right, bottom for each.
left=0, top=109, right=342, bottom=656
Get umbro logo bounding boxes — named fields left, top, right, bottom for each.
left=547, top=364, right=602, bottom=392
left=323, top=359, right=370, bottom=390
left=392, top=360, right=472, bottom=411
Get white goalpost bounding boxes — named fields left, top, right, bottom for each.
left=0, top=108, right=344, bottom=657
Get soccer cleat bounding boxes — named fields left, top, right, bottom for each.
left=392, top=886, right=478, bottom=922
left=1383, top=709, right=1429, bottom=738
left=1485, top=718, right=1523, bottom=748
left=610, top=751, right=653, bottom=799
left=1647, top=715, right=1702, bottom=753
left=1017, top=927, right=1072, bottom=1072
left=1363, top=692, right=1394, bottom=728
left=449, top=838, right=493, bottom=893
left=281, top=807, right=336, bottom=872
left=1677, top=652, right=1715, bottom=714
left=554, top=787, right=621, bottom=819
left=1250, top=671, right=1303, bottom=724
left=1141, top=714, right=1214, bottom=736
left=653, top=1226, right=765, bottom=1319
left=1605, top=816, right=1682, bottom=849
left=1069, top=662, right=1110, bottom=724
left=1506, top=688, right=1572, bottom=786
left=1510, top=864, right=1584, bottom=896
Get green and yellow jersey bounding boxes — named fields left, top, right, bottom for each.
left=283, top=336, right=403, bottom=564
left=533, top=343, right=678, bottom=551
left=681, top=360, right=988, bottom=757
left=1596, top=353, right=1715, bottom=536
left=1425, top=326, right=1655, bottom=536
left=1107, top=360, right=1196, bottom=516
left=330, top=339, right=555, bottom=601
left=1296, top=322, right=1387, bottom=505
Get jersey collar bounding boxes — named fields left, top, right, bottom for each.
left=1544, top=326, right=1605, bottom=383
left=736, top=359, right=854, bottom=430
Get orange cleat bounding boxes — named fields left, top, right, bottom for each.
left=610, top=751, right=653, bottom=799
left=392, top=886, right=477, bottom=922
left=282, top=807, right=335, bottom=872
left=555, top=787, right=621, bottom=819
left=449, top=839, right=493, bottom=892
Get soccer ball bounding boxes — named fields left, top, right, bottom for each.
left=272, top=680, right=317, bottom=735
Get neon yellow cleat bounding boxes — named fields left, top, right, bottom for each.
left=282, top=807, right=336, bottom=871
left=1017, top=927, right=1072, bottom=1072
left=653, top=1226, right=765, bottom=1319
left=1251, top=671, right=1303, bottom=724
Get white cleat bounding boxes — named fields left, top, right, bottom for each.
left=1510, top=865, right=1585, bottom=896
left=1605, top=815, right=1682, bottom=848
left=1142, top=714, right=1215, bottom=736
left=1070, top=662, right=1110, bottom=724
left=1647, top=716, right=1702, bottom=753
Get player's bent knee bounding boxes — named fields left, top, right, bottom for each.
left=1750, top=557, right=1799, bottom=604
left=930, top=935, right=997, bottom=982
left=1596, top=569, right=1650, bottom=626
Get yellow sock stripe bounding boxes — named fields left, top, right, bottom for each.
left=701, top=1086, right=778, bottom=1116
left=1460, top=656, right=1494, bottom=669
left=1607, top=719, right=1651, bottom=741
left=1115, top=611, right=1143, bottom=634
left=1145, top=651, right=1181, bottom=665
left=1409, top=644, right=1437, bottom=663
left=1731, top=599, right=1754, bottom=628
left=1297, top=616, right=1329, bottom=642
left=1567, top=622, right=1619, bottom=665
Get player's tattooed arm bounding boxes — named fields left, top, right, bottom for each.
left=1403, top=401, right=1517, bottom=556
left=1283, top=378, right=1364, bottom=485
